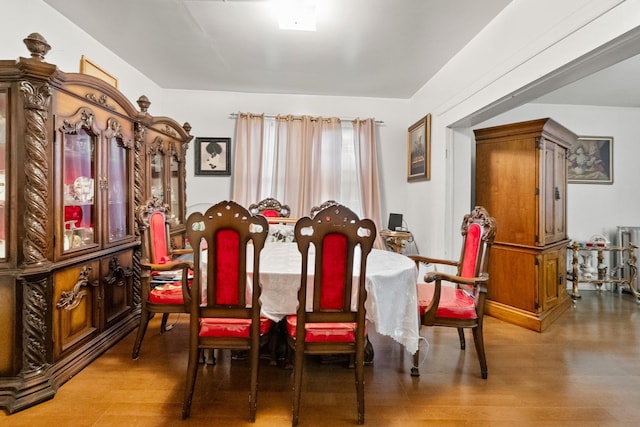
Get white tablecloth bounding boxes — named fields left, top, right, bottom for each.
left=202, top=242, right=419, bottom=354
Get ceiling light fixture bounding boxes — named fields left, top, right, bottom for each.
left=273, top=0, right=317, bottom=31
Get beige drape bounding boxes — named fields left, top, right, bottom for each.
left=231, top=113, right=264, bottom=206
left=353, top=118, right=385, bottom=249
left=232, top=113, right=384, bottom=248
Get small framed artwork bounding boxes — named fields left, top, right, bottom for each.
left=79, top=55, right=118, bottom=88
left=407, top=114, right=431, bottom=181
left=568, top=136, right=613, bottom=184
left=195, top=137, right=231, bottom=176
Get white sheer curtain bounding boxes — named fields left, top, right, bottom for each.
left=232, top=112, right=384, bottom=248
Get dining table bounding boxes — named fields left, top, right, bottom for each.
left=200, top=241, right=420, bottom=355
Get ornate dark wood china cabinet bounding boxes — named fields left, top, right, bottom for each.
left=138, top=97, right=192, bottom=248
left=474, top=118, right=575, bottom=332
left=0, top=33, right=191, bottom=413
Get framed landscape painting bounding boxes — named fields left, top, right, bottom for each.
left=407, top=114, right=431, bottom=182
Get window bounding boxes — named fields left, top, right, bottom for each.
left=259, top=117, right=362, bottom=216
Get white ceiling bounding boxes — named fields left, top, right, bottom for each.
left=43, top=0, right=640, bottom=107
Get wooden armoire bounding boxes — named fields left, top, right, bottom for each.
left=0, top=33, right=191, bottom=413
left=474, top=118, right=576, bottom=332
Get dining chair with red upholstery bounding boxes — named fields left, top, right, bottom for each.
left=182, top=200, right=271, bottom=422
left=248, top=197, right=291, bottom=220
left=132, top=196, right=193, bottom=359
left=408, top=206, right=496, bottom=379
left=287, top=203, right=376, bottom=426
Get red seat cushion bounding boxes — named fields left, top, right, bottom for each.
left=262, top=209, right=279, bottom=217
left=286, top=316, right=365, bottom=343
left=199, top=317, right=273, bottom=338
left=149, top=283, right=184, bottom=304
left=417, top=283, right=477, bottom=320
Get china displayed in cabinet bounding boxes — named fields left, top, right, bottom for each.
left=474, top=118, right=576, bottom=332
left=0, top=34, right=191, bottom=413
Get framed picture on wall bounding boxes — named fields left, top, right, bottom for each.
left=568, top=136, right=613, bottom=184
left=407, top=114, right=431, bottom=181
left=195, top=137, right=231, bottom=176
left=79, top=55, right=118, bottom=88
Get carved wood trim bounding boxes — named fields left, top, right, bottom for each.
left=22, top=276, right=50, bottom=372
left=20, top=81, right=52, bottom=265
left=147, top=135, right=164, bottom=155
left=103, top=256, right=133, bottom=286
left=84, top=92, right=116, bottom=110
left=161, top=124, right=177, bottom=138
left=105, top=117, right=133, bottom=150
left=56, top=265, right=98, bottom=311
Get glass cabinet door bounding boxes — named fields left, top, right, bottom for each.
left=106, top=134, right=130, bottom=243
left=62, top=128, right=96, bottom=252
left=169, top=155, right=182, bottom=227
left=0, top=91, right=6, bottom=259
left=150, top=151, right=164, bottom=202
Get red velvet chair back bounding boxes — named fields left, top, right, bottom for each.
left=138, top=196, right=173, bottom=265
left=295, top=204, right=376, bottom=320
left=149, top=210, right=170, bottom=264
left=456, top=211, right=494, bottom=295
left=186, top=201, right=269, bottom=317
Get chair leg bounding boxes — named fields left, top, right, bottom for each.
left=457, top=327, right=466, bottom=350
left=355, top=349, right=365, bottom=424
left=249, top=344, right=260, bottom=422
left=160, top=313, right=172, bottom=333
left=131, top=310, right=152, bottom=359
left=291, top=343, right=304, bottom=426
left=411, top=349, right=420, bottom=377
left=182, top=344, right=201, bottom=419
left=472, top=326, right=488, bottom=379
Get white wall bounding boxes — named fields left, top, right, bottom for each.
left=1, top=0, right=163, bottom=113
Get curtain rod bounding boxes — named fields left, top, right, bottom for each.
left=229, top=112, right=384, bottom=124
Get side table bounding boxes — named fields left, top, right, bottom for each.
left=567, top=240, right=639, bottom=301
left=379, top=229, right=411, bottom=253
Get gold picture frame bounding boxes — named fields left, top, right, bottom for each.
left=79, top=55, right=118, bottom=88
left=407, top=114, right=431, bottom=181
left=568, top=136, right=613, bottom=184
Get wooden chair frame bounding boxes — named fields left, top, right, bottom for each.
left=409, top=206, right=496, bottom=379
left=289, top=203, right=376, bottom=425
left=132, top=196, right=192, bottom=359
left=248, top=197, right=291, bottom=218
left=182, top=201, right=270, bottom=422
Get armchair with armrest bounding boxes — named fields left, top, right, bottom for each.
left=131, top=196, right=193, bottom=359
left=409, top=206, right=496, bottom=379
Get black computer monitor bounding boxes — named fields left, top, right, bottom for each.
left=388, top=213, right=403, bottom=231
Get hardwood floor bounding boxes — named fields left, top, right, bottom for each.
left=2, top=290, right=640, bottom=426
